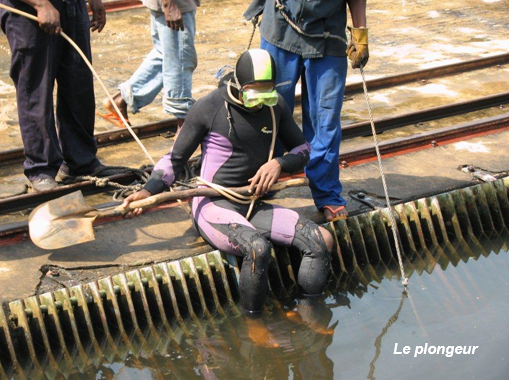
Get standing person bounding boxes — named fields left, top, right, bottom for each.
left=102, top=0, right=199, bottom=135
left=0, top=0, right=116, bottom=192
left=244, top=0, right=369, bottom=222
left=122, top=50, right=333, bottom=328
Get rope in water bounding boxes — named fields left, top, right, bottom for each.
left=359, top=66, right=409, bottom=287
left=368, top=290, right=407, bottom=379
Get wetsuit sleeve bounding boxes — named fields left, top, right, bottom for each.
left=144, top=101, right=209, bottom=195
left=274, top=96, right=311, bottom=174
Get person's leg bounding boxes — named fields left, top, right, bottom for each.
left=249, top=203, right=333, bottom=296
left=2, top=0, right=63, bottom=182
left=192, top=197, right=271, bottom=314
left=302, top=56, right=348, bottom=212
left=116, top=10, right=165, bottom=115
left=56, top=0, right=101, bottom=175
left=260, top=38, right=302, bottom=113
left=159, top=10, right=197, bottom=120
left=260, top=38, right=303, bottom=156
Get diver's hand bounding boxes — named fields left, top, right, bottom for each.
left=121, top=189, right=152, bottom=218
left=248, top=159, right=281, bottom=197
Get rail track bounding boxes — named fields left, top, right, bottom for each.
left=1, top=53, right=507, bottom=166
left=0, top=55, right=508, bottom=244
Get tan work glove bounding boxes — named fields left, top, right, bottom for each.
left=346, top=26, right=369, bottom=69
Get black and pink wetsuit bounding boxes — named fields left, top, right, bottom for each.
left=144, top=76, right=331, bottom=313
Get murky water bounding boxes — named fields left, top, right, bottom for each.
left=37, top=233, right=506, bottom=379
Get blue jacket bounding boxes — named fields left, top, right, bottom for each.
left=244, top=0, right=348, bottom=58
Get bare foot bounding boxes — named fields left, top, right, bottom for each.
left=286, top=308, right=334, bottom=335
left=245, top=317, right=279, bottom=348
left=323, top=205, right=348, bottom=222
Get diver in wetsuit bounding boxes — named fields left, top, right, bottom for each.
left=123, top=49, right=333, bottom=316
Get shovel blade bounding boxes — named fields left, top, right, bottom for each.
left=28, top=191, right=98, bottom=249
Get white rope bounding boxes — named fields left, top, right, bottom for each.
left=0, top=3, right=195, bottom=216
left=359, top=66, right=409, bottom=287
left=0, top=3, right=156, bottom=166
left=196, top=95, right=278, bottom=220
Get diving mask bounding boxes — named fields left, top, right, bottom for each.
left=242, top=88, right=279, bottom=108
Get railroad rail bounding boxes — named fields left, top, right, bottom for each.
left=102, top=0, right=143, bottom=12
left=1, top=111, right=508, bottom=246
left=1, top=54, right=507, bottom=165
left=1, top=55, right=509, bottom=241
left=0, top=110, right=508, bottom=216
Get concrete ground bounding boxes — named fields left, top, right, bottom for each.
left=0, top=0, right=509, bottom=302
left=0, top=128, right=508, bottom=303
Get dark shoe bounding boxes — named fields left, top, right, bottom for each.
left=28, top=177, right=58, bottom=192
left=56, top=164, right=126, bottom=184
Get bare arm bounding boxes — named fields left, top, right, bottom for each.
left=346, top=0, right=367, bottom=27
left=89, top=0, right=106, bottom=33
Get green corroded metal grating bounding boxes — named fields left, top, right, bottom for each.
left=0, top=177, right=508, bottom=379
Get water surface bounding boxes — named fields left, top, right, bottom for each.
left=77, top=233, right=509, bottom=379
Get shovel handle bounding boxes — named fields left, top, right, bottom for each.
left=99, top=177, right=308, bottom=218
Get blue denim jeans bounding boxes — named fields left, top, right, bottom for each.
left=261, top=38, right=348, bottom=210
left=119, top=10, right=197, bottom=119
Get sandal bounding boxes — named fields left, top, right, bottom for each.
left=96, top=111, right=130, bottom=129
left=98, top=92, right=130, bottom=129
left=323, top=205, right=348, bottom=222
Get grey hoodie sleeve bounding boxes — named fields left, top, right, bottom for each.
left=244, top=0, right=266, bottom=21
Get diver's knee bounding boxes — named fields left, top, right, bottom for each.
left=294, top=220, right=331, bottom=257
left=250, top=235, right=271, bottom=259
left=318, top=226, right=333, bottom=253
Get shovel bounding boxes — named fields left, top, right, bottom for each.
left=28, top=178, right=308, bottom=250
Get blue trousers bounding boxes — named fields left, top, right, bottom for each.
left=119, top=10, right=197, bottom=119
left=0, top=0, right=100, bottom=180
left=261, top=38, right=347, bottom=209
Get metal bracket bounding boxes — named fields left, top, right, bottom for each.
left=349, top=189, right=400, bottom=210
left=458, top=165, right=498, bottom=182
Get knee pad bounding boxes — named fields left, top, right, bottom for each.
left=293, top=220, right=331, bottom=263
left=226, top=223, right=271, bottom=270
left=293, top=220, right=332, bottom=296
